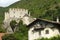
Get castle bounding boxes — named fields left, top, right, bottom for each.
left=3, top=8, right=35, bottom=33
left=4, top=8, right=30, bottom=24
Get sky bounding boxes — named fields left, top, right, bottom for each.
left=0, top=0, right=20, bottom=7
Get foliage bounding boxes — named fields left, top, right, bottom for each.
left=14, top=20, right=28, bottom=40
left=0, top=24, right=6, bottom=33
left=2, top=34, right=19, bottom=40
left=42, top=6, right=60, bottom=21
left=36, top=35, right=60, bottom=40
left=0, top=28, right=5, bottom=33
left=10, top=20, right=17, bottom=32
left=0, top=27, right=6, bottom=33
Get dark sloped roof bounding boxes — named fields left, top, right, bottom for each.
left=27, top=18, right=60, bottom=27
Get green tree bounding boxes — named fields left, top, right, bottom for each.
left=10, top=20, right=17, bottom=32
left=14, top=20, right=28, bottom=40
left=2, top=34, right=19, bottom=40
left=36, top=35, right=60, bottom=40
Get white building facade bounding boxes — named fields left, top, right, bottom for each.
left=27, top=19, right=60, bottom=40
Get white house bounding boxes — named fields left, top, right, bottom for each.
left=27, top=18, right=60, bottom=40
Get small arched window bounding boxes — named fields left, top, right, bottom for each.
left=45, top=30, right=49, bottom=34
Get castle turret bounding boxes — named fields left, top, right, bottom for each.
left=5, top=12, right=10, bottom=20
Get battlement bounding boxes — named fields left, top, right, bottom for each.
left=4, top=8, right=30, bottom=21
left=9, top=8, right=28, bottom=13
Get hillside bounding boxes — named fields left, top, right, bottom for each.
left=0, top=0, right=60, bottom=24
left=0, top=0, right=60, bottom=40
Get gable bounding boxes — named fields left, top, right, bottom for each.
left=32, top=21, right=54, bottom=29
left=27, top=19, right=60, bottom=30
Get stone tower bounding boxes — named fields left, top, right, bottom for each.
left=3, top=8, right=35, bottom=33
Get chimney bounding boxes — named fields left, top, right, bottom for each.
left=57, top=17, right=59, bottom=23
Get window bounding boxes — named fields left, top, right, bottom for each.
left=39, top=31, right=41, bottom=35
left=40, top=23, right=43, bottom=27
left=32, top=30, right=35, bottom=34
left=45, top=30, right=49, bottom=34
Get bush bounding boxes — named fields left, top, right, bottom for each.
left=10, top=20, right=17, bottom=32
left=14, top=20, right=28, bottom=40
left=36, top=35, right=60, bottom=40
left=0, top=26, right=6, bottom=33
left=2, top=34, right=19, bottom=40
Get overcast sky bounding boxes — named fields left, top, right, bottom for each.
left=0, top=0, right=20, bottom=7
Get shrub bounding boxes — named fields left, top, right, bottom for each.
left=2, top=34, right=19, bottom=40
left=36, top=35, right=60, bottom=40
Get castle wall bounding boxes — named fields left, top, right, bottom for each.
left=5, top=12, right=10, bottom=21
left=4, top=8, right=33, bottom=33
left=4, top=8, right=28, bottom=22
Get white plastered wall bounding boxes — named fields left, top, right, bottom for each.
left=28, top=27, right=60, bottom=40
